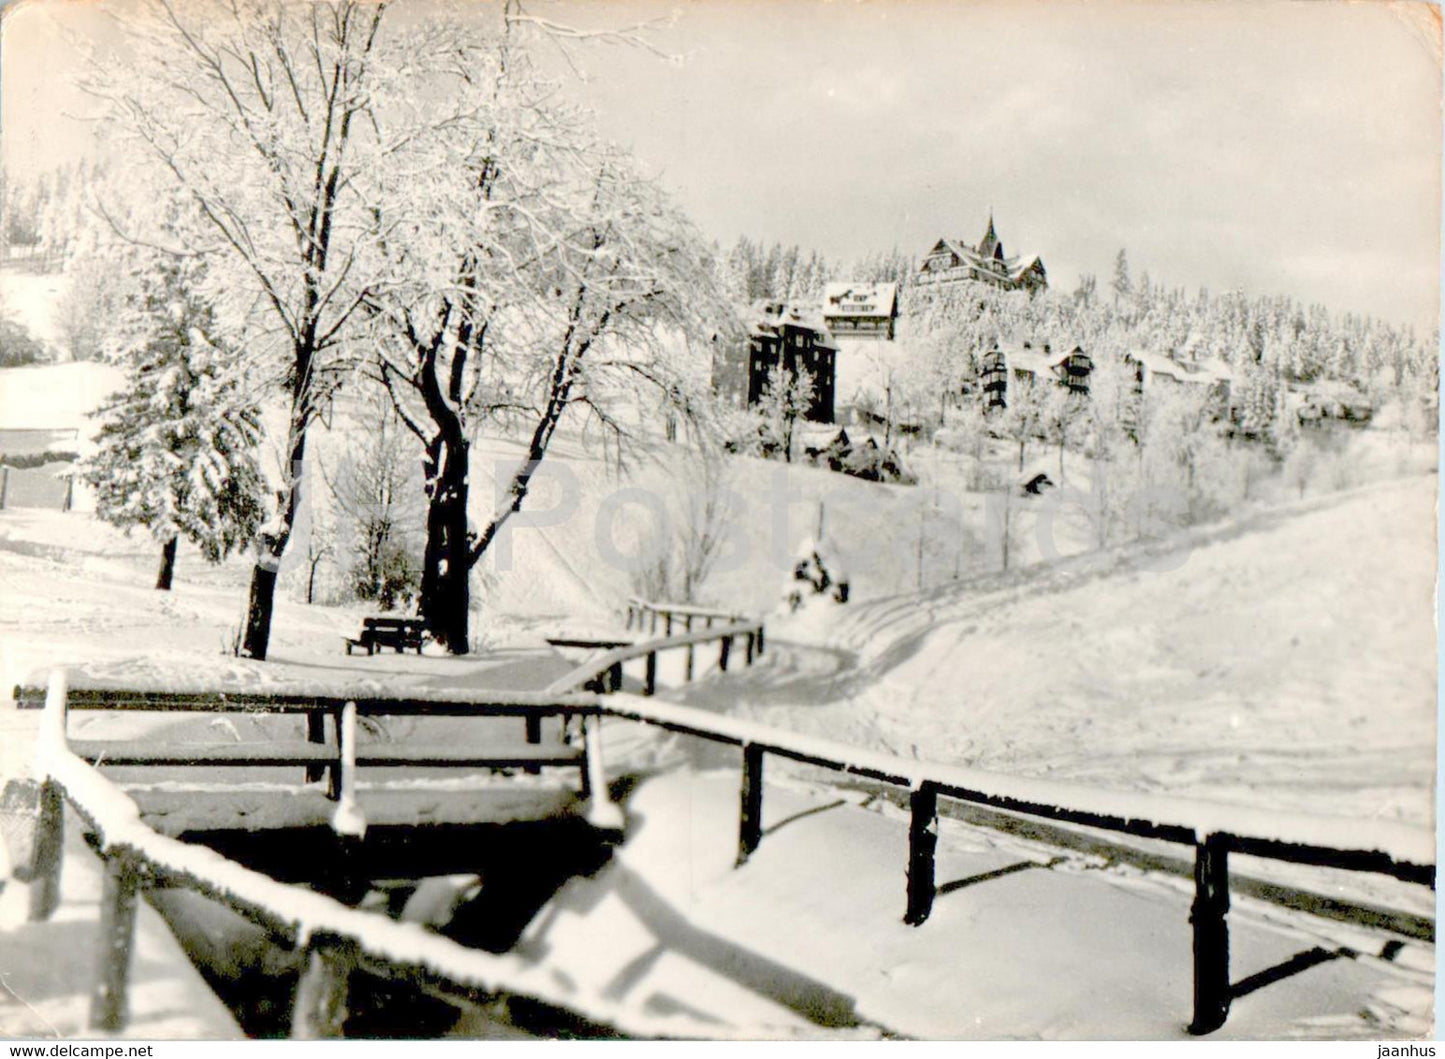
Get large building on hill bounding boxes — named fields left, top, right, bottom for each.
left=732, top=300, right=838, bottom=424
left=916, top=216, right=1048, bottom=293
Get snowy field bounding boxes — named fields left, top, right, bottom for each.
left=0, top=267, right=68, bottom=358
left=709, top=476, right=1437, bottom=827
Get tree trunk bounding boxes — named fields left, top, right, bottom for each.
left=155, top=537, right=178, bottom=591
left=419, top=432, right=471, bottom=654
left=240, top=398, right=309, bottom=660
left=240, top=561, right=279, bottom=660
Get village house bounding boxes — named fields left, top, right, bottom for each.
left=979, top=342, right=1094, bottom=410
left=820, top=282, right=899, bottom=340
left=1124, top=350, right=1234, bottom=415
left=916, top=216, right=1048, bottom=293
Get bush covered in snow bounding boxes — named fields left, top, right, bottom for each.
left=0, top=317, right=47, bottom=367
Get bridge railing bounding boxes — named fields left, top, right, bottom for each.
left=578, top=693, right=1433, bottom=1036
left=19, top=673, right=826, bottom=1034
left=13, top=679, right=610, bottom=821
left=15, top=602, right=1437, bottom=1039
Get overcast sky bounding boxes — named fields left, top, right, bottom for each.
left=3, top=0, right=1441, bottom=331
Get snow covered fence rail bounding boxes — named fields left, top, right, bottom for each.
left=12, top=676, right=622, bottom=828
left=550, top=612, right=765, bottom=697
left=589, top=692, right=1435, bottom=1036
left=18, top=671, right=853, bottom=1041
left=624, top=597, right=754, bottom=640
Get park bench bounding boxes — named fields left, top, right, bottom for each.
left=345, top=616, right=426, bottom=656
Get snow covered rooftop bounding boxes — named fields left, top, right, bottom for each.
left=747, top=300, right=837, bottom=347
left=1127, top=350, right=1190, bottom=382
left=1128, top=351, right=1233, bottom=386
left=821, top=283, right=898, bottom=319
left=997, top=343, right=1075, bottom=377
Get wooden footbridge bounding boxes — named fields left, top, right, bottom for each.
left=10, top=598, right=1435, bottom=1040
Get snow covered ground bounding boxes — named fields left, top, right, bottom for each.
left=0, top=268, right=69, bottom=358
left=0, top=823, right=243, bottom=1039
left=514, top=766, right=1433, bottom=1039
left=683, top=476, right=1437, bottom=824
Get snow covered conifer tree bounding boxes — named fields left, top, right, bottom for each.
left=81, top=258, right=265, bottom=591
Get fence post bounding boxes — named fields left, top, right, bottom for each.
left=650, top=610, right=658, bottom=634
left=326, top=706, right=347, bottom=801
left=904, top=782, right=939, bottom=926
left=90, top=850, right=142, bottom=1031
left=705, top=616, right=714, bottom=630
left=665, top=613, right=673, bottom=636
left=305, top=710, right=328, bottom=786
left=737, top=743, right=765, bottom=865
left=27, top=779, right=64, bottom=922
left=685, top=643, right=694, bottom=682
left=756, top=625, right=766, bottom=656
left=330, top=703, right=362, bottom=821
left=1188, top=833, right=1232, bottom=1035
left=0, top=465, right=8, bottom=509
left=719, top=635, right=732, bottom=672
left=290, top=936, right=356, bottom=1039
left=644, top=652, right=657, bottom=696
left=745, top=631, right=755, bottom=666
left=684, top=614, right=693, bottom=633
left=523, top=712, right=543, bottom=776
left=580, top=714, right=623, bottom=830
left=608, top=661, right=623, bottom=693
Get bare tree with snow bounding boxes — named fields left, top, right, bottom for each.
left=90, top=0, right=388, bottom=657
left=361, top=13, right=724, bottom=651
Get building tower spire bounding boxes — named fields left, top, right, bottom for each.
left=978, top=211, right=999, bottom=258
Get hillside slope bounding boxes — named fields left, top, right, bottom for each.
left=685, top=477, right=1437, bottom=830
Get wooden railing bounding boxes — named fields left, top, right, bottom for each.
left=14, top=601, right=1436, bottom=1038
left=578, top=693, right=1433, bottom=1037
left=549, top=614, right=765, bottom=698
left=623, top=597, right=753, bottom=639
left=15, top=680, right=611, bottom=825
left=18, top=672, right=841, bottom=1041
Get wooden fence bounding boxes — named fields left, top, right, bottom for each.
left=12, top=596, right=1436, bottom=1038
left=550, top=600, right=1434, bottom=1036
left=14, top=670, right=819, bottom=1040
left=549, top=606, right=765, bottom=698
left=623, top=597, right=752, bottom=639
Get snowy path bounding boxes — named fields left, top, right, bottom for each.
left=514, top=767, right=1433, bottom=1039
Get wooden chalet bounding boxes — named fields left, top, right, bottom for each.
left=821, top=282, right=899, bottom=340
left=916, top=216, right=1048, bottom=293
